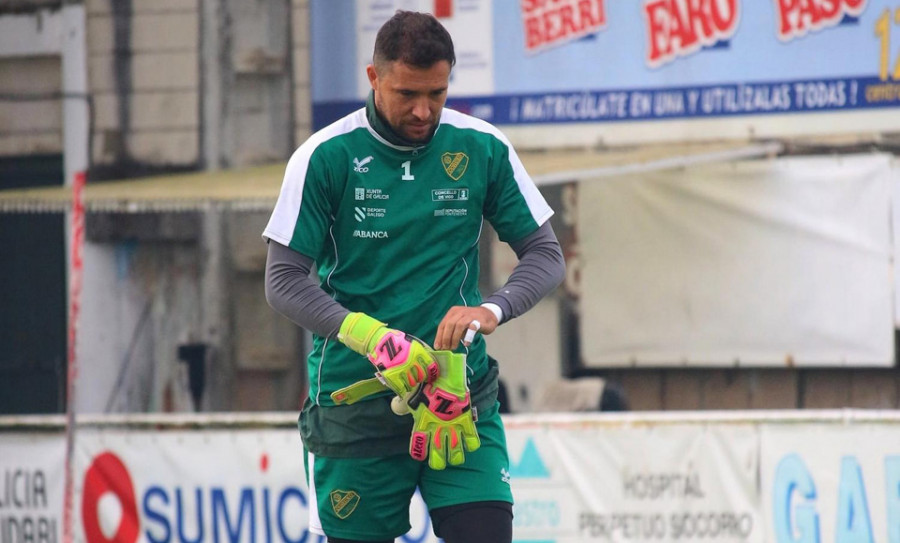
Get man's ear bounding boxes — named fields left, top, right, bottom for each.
left=366, top=64, right=378, bottom=91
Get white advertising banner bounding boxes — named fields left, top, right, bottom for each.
left=3, top=412, right=899, bottom=543
left=69, top=428, right=438, bottom=543
left=505, top=420, right=762, bottom=542
left=760, top=423, right=900, bottom=543
left=354, top=0, right=493, bottom=99
left=71, top=428, right=321, bottom=543
left=0, top=433, right=65, bottom=542
left=578, top=154, right=896, bottom=367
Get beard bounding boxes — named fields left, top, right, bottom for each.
left=396, top=119, right=438, bottom=144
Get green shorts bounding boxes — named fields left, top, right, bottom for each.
left=304, top=403, right=513, bottom=541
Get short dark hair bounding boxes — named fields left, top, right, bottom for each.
left=373, top=10, right=456, bottom=70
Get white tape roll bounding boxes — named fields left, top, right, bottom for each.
left=463, top=320, right=481, bottom=344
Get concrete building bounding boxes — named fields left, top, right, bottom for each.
left=0, top=0, right=311, bottom=414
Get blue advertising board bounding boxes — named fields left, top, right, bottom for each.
left=311, top=1, right=900, bottom=142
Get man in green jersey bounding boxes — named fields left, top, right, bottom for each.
left=264, top=10, right=565, bottom=543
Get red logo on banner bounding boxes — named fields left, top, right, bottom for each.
left=81, top=452, right=140, bottom=543
left=522, top=0, right=607, bottom=52
left=434, top=0, right=453, bottom=18
left=643, top=0, right=740, bottom=67
left=774, top=0, right=867, bottom=41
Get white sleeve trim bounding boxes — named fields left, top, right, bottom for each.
left=481, top=302, right=504, bottom=324
left=262, top=109, right=367, bottom=245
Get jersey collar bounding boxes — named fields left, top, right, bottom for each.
left=365, top=90, right=440, bottom=151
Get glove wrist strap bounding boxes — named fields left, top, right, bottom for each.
left=338, top=312, right=387, bottom=355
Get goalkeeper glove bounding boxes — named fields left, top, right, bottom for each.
left=338, top=312, right=439, bottom=397
left=403, top=351, right=480, bottom=470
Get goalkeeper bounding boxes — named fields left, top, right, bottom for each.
left=263, top=10, right=564, bottom=543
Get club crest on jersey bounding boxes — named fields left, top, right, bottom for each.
left=330, top=489, right=361, bottom=519
left=441, top=152, right=469, bottom=181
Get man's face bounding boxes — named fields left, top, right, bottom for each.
left=367, top=60, right=451, bottom=143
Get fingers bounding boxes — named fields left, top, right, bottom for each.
left=462, top=319, right=480, bottom=345
left=434, top=311, right=470, bottom=350
left=434, top=306, right=498, bottom=350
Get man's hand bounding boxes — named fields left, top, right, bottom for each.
left=338, top=312, right=439, bottom=396
left=434, top=305, right=498, bottom=350
left=402, top=351, right=480, bottom=469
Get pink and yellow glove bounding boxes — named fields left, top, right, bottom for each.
left=330, top=326, right=481, bottom=469
left=400, top=352, right=481, bottom=470
left=337, top=312, right=439, bottom=397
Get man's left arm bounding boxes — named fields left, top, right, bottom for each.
left=433, top=221, right=565, bottom=349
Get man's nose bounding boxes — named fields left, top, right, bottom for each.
left=411, top=98, right=430, bottom=120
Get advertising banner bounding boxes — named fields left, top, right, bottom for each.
left=352, top=0, right=494, bottom=98
left=0, top=433, right=65, bottom=543
left=505, top=422, right=762, bottom=542
left=71, top=429, right=322, bottom=543
left=2, top=412, right=898, bottom=543
left=760, top=423, right=900, bottom=543
left=68, top=428, right=436, bottom=543
left=311, top=1, right=900, bottom=145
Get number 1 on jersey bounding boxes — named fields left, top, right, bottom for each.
left=401, top=160, right=415, bottom=181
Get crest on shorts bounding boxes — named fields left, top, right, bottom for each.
left=329, top=489, right=361, bottom=519
left=441, top=152, right=469, bottom=181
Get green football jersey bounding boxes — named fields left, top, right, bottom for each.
left=264, top=106, right=553, bottom=406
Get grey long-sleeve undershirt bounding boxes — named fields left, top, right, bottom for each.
left=264, top=221, right=566, bottom=339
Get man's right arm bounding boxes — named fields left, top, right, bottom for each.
left=264, top=240, right=348, bottom=339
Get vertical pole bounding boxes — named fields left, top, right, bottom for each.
left=200, top=205, right=230, bottom=410
left=201, top=0, right=224, bottom=170
left=62, top=171, right=86, bottom=543
left=62, top=4, right=89, bottom=188
left=61, top=5, right=89, bottom=542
